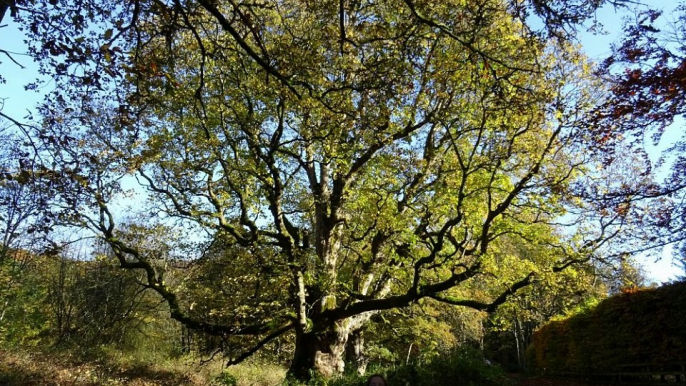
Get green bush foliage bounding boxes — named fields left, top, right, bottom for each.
left=0, top=253, right=53, bottom=346
left=215, top=372, right=238, bottom=386
left=528, top=281, right=686, bottom=374
left=215, top=361, right=287, bottom=386
left=323, top=347, right=513, bottom=386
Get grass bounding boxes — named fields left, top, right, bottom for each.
left=0, top=345, right=292, bottom=386
left=0, top=347, right=217, bottom=386
left=216, top=361, right=287, bottom=386
left=0, top=346, right=512, bottom=386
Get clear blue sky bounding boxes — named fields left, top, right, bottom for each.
left=1, top=1, right=683, bottom=282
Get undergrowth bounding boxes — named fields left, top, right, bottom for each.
left=0, top=346, right=218, bottom=386
left=323, top=347, right=513, bottom=386
left=0, top=345, right=511, bottom=386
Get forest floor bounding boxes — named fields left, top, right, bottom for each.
left=1, top=348, right=610, bottom=386
left=0, top=348, right=214, bottom=386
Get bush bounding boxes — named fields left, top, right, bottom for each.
left=528, top=281, right=686, bottom=375
left=215, top=372, right=238, bottom=386
left=325, top=346, right=513, bottom=386
left=216, top=361, right=287, bottom=386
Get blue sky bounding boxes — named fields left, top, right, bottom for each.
left=578, top=0, right=684, bottom=283
left=1, top=1, right=684, bottom=282
left=1, top=21, right=43, bottom=124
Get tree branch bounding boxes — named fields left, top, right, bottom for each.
left=195, top=0, right=302, bottom=98
left=226, top=322, right=294, bottom=366
left=428, top=271, right=537, bottom=312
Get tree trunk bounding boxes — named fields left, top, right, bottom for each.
left=0, top=299, right=8, bottom=324
left=513, top=316, right=527, bottom=370
left=289, top=314, right=374, bottom=381
left=289, top=326, right=348, bottom=380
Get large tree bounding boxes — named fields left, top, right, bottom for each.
left=12, top=0, right=638, bottom=380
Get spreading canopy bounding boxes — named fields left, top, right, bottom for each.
left=8, top=0, right=638, bottom=378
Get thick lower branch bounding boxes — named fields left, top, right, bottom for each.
left=428, top=271, right=536, bottom=312
left=103, top=234, right=283, bottom=338
left=227, top=322, right=294, bottom=366
left=320, top=263, right=481, bottom=322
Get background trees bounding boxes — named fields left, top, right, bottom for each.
left=0, top=123, right=53, bottom=345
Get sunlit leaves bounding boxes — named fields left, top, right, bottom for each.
left=17, top=0, right=627, bottom=375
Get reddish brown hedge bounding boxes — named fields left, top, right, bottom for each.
left=527, top=281, right=686, bottom=374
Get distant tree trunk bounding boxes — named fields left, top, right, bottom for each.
left=513, top=317, right=527, bottom=370
left=180, top=327, right=192, bottom=354
left=0, top=299, right=8, bottom=324
left=346, top=329, right=367, bottom=375
left=406, top=342, right=414, bottom=365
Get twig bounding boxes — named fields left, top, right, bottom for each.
left=0, top=48, right=26, bottom=69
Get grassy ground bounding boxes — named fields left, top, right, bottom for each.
left=0, top=348, right=221, bottom=386
left=0, top=347, right=291, bottom=386
left=1, top=348, right=611, bottom=386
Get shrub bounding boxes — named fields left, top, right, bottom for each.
left=528, top=281, right=686, bottom=375
left=217, top=361, right=287, bottom=386
left=326, top=346, right=513, bottom=386
left=215, top=372, right=238, bottom=386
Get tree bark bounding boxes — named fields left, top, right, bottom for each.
left=289, top=327, right=347, bottom=380
left=289, top=313, right=375, bottom=380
